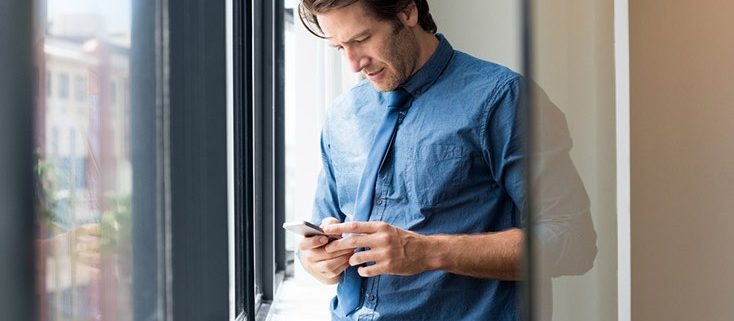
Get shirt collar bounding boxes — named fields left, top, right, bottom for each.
left=401, top=33, right=454, bottom=96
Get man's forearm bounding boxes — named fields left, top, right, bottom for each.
left=423, top=228, right=524, bottom=280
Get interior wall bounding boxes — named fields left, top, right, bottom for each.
left=430, top=1, right=617, bottom=320
left=629, top=1, right=734, bottom=320
left=429, top=0, right=520, bottom=72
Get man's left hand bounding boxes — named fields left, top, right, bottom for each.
left=322, top=222, right=437, bottom=277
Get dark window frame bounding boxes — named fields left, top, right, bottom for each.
left=130, top=0, right=168, bottom=319
left=2, top=0, right=371, bottom=320
left=246, top=0, right=286, bottom=320
left=166, top=0, right=231, bottom=319
left=233, top=0, right=254, bottom=318
left=521, top=0, right=534, bottom=320
left=0, top=0, right=36, bottom=319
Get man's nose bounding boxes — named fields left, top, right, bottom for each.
left=345, top=48, right=368, bottom=73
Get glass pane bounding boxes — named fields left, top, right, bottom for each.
left=529, top=0, right=616, bottom=320
left=34, top=1, right=162, bottom=320
left=282, top=0, right=357, bottom=319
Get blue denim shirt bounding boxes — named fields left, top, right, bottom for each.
left=313, top=34, right=526, bottom=321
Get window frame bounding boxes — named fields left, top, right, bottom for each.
left=5, top=0, right=290, bottom=320
left=130, top=0, right=169, bottom=320
left=233, top=0, right=255, bottom=318
left=240, top=0, right=286, bottom=319
left=0, top=0, right=36, bottom=319
left=165, top=0, right=231, bottom=319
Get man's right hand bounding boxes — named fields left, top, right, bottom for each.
left=298, top=217, right=353, bottom=284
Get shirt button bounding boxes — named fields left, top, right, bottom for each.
left=375, top=199, right=383, bottom=205
left=367, top=294, right=376, bottom=302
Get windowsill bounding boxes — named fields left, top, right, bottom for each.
left=264, top=260, right=337, bottom=321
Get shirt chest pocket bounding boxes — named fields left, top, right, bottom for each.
left=406, top=144, right=475, bottom=208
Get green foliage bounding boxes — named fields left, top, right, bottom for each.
left=99, top=194, right=132, bottom=253
left=35, top=155, right=61, bottom=226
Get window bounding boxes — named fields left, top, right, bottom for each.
left=231, top=0, right=288, bottom=319
left=58, top=73, right=69, bottom=99
left=35, top=1, right=150, bottom=320
left=281, top=1, right=357, bottom=313
left=51, top=126, right=60, bottom=156
left=47, top=70, right=52, bottom=97
left=11, top=0, right=347, bottom=320
left=74, top=76, right=85, bottom=102
left=6, top=0, right=238, bottom=319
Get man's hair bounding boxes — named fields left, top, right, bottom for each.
left=298, top=0, right=437, bottom=38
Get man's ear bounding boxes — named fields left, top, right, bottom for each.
left=399, top=2, right=419, bottom=28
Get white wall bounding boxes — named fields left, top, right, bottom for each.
left=429, top=0, right=521, bottom=72
left=630, top=1, right=734, bottom=320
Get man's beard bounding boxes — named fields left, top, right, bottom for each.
left=371, top=25, right=418, bottom=92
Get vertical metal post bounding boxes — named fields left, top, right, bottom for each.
left=131, top=0, right=168, bottom=320
left=168, top=0, right=230, bottom=319
left=521, top=0, right=535, bottom=320
left=0, top=1, right=36, bottom=320
left=273, top=0, right=287, bottom=286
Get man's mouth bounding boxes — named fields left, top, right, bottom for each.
left=365, top=68, right=385, bottom=80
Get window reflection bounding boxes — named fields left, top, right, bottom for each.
left=36, top=0, right=135, bottom=320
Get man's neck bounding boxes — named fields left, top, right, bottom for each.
left=410, top=32, right=440, bottom=77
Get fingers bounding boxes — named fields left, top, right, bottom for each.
left=348, top=249, right=382, bottom=267
left=76, top=250, right=101, bottom=269
left=305, top=248, right=355, bottom=262
left=320, top=217, right=340, bottom=228
left=320, top=217, right=344, bottom=239
left=325, top=235, right=364, bottom=253
left=322, top=254, right=351, bottom=271
left=73, top=223, right=101, bottom=269
left=299, top=235, right=330, bottom=251
left=357, top=263, right=388, bottom=277
left=325, top=231, right=390, bottom=253
left=76, top=223, right=101, bottom=237
left=313, top=254, right=351, bottom=279
left=322, top=221, right=389, bottom=235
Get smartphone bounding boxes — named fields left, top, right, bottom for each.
left=282, top=221, right=338, bottom=240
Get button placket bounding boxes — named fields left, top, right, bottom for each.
left=365, top=272, right=380, bottom=306
left=370, top=173, right=390, bottom=221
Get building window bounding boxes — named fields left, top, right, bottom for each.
left=58, top=72, right=69, bottom=99
left=74, top=76, right=85, bottom=102
left=51, top=126, right=60, bottom=156
left=47, top=70, right=52, bottom=97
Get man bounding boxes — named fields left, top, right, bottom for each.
left=297, top=1, right=596, bottom=320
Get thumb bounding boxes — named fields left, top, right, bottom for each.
left=320, top=217, right=340, bottom=228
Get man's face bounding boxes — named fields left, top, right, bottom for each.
left=317, top=2, right=419, bottom=92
